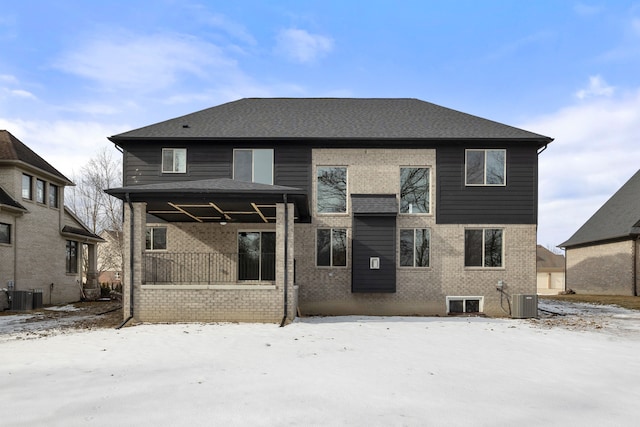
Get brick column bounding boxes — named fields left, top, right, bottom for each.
left=276, top=202, right=296, bottom=323
left=123, top=201, right=146, bottom=320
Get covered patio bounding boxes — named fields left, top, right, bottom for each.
left=106, top=178, right=308, bottom=324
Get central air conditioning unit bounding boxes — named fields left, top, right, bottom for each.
left=9, top=290, right=33, bottom=311
left=512, top=294, right=538, bottom=319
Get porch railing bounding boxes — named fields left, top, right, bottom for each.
left=143, top=252, right=276, bottom=284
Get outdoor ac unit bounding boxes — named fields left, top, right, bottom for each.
left=512, top=294, right=538, bottom=319
left=9, top=290, right=33, bottom=311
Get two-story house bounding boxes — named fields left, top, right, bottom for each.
left=106, top=98, right=553, bottom=324
left=0, top=130, right=103, bottom=309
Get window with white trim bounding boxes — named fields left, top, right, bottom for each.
left=317, top=167, right=347, bottom=213
left=0, top=222, right=11, bottom=244
left=400, top=167, right=430, bottom=214
left=464, top=228, right=503, bottom=267
left=447, top=296, right=483, bottom=314
left=399, top=228, right=430, bottom=267
left=146, top=227, right=167, bottom=250
left=317, top=228, right=347, bottom=267
left=465, top=149, right=506, bottom=185
left=233, top=149, right=274, bottom=184
left=162, top=148, right=187, bottom=173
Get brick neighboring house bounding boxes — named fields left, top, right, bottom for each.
left=536, top=245, right=565, bottom=295
left=560, top=169, right=640, bottom=296
left=106, top=98, right=553, bottom=323
left=0, top=130, right=103, bottom=309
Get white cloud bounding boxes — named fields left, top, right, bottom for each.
left=54, top=31, right=237, bottom=92
left=519, top=85, right=640, bottom=247
left=575, top=75, right=614, bottom=99
left=275, top=28, right=333, bottom=63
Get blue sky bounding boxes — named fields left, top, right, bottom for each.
left=1, top=1, right=640, bottom=247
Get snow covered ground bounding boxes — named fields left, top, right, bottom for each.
left=1, top=300, right=639, bottom=426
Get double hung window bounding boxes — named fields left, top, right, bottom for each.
left=400, top=167, right=430, bottom=214
left=233, top=149, right=274, bottom=184
left=317, top=167, right=347, bottom=213
left=465, top=149, right=506, bottom=185
left=317, top=228, right=347, bottom=267
left=49, top=184, right=59, bottom=208
left=399, top=228, right=430, bottom=267
left=146, top=227, right=167, bottom=251
left=36, top=179, right=45, bottom=203
left=162, top=148, right=187, bottom=173
left=238, top=231, right=276, bottom=281
left=464, top=228, right=503, bottom=267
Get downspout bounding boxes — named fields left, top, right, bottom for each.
left=116, top=192, right=135, bottom=329
left=280, top=194, right=289, bottom=327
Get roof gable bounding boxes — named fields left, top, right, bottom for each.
left=560, top=169, right=640, bottom=247
left=110, top=98, right=552, bottom=143
left=0, top=130, right=72, bottom=184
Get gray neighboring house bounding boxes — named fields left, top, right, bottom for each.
left=536, top=245, right=565, bottom=295
left=0, top=130, right=103, bottom=309
left=106, top=98, right=553, bottom=324
left=560, top=169, right=640, bottom=296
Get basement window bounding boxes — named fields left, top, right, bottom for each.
left=447, top=296, right=483, bottom=314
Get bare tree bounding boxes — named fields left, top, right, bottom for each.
left=66, top=148, right=124, bottom=282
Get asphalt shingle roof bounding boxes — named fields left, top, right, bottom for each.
left=560, top=169, right=640, bottom=248
left=0, top=130, right=72, bottom=183
left=0, top=187, right=27, bottom=211
left=106, top=178, right=303, bottom=196
left=110, top=98, right=552, bottom=143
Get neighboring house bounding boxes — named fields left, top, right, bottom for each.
left=97, top=229, right=123, bottom=286
left=106, top=98, right=553, bottom=323
left=560, top=169, right=640, bottom=296
left=0, top=130, right=103, bottom=309
left=536, top=245, right=565, bottom=295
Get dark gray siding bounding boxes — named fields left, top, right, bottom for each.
left=436, top=144, right=539, bottom=224
left=352, top=216, right=396, bottom=293
left=121, top=141, right=311, bottom=195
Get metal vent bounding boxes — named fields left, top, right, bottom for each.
left=512, top=294, right=538, bottom=319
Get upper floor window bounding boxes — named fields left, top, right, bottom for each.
left=317, top=166, right=347, bottom=213
left=36, top=179, right=46, bottom=203
left=465, top=149, right=506, bottom=186
left=49, top=184, right=59, bottom=208
left=66, top=240, right=78, bottom=274
left=22, top=174, right=32, bottom=199
left=399, top=228, right=430, bottom=267
left=400, top=167, right=430, bottom=214
left=146, top=227, right=167, bottom=251
left=317, top=228, right=347, bottom=267
left=162, top=148, right=187, bottom=173
left=464, top=228, right=503, bottom=268
left=233, top=149, right=274, bottom=184
left=0, top=223, right=10, bottom=244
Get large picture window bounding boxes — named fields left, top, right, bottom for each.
left=400, top=228, right=430, bottom=267
left=0, top=223, right=10, bottom=244
left=465, top=149, right=506, bottom=186
left=400, top=167, right=430, bottom=214
left=162, top=148, right=187, bottom=173
left=233, top=149, right=274, bottom=185
left=317, top=228, right=347, bottom=267
left=464, top=228, right=503, bottom=267
left=238, top=231, right=275, bottom=281
left=22, top=174, right=32, bottom=199
left=146, top=227, right=167, bottom=251
left=317, top=167, right=347, bottom=213
left=66, top=240, right=78, bottom=274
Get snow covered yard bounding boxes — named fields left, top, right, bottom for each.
left=1, top=302, right=639, bottom=427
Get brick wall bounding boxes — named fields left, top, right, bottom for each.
left=566, top=239, right=636, bottom=295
